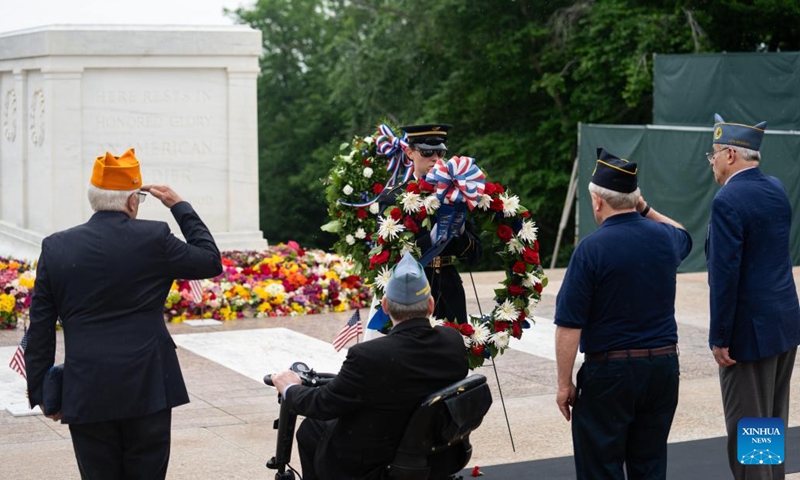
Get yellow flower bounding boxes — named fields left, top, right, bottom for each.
left=290, top=302, right=305, bottom=314
left=333, top=302, right=347, bottom=312
left=325, top=270, right=341, bottom=282
left=0, top=294, right=15, bottom=313
left=257, top=302, right=272, bottom=313
left=8, top=261, right=19, bottom=270
left=18, top=276, right=35, bottom=289
left=0, top=263, right=6, bottom=271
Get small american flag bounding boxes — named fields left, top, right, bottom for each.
left=9, top=330, right=27, bottom=379
left=189, top=280, right=203, bottom=303
left=332, top=310, right=362, bottom=352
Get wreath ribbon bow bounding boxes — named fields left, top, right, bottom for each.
left=376, top=124, right=412, bottom=187
left=426, top=156, right=486, bottom=210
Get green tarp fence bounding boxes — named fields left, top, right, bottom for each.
left=577, top=124, right=800, bottom=273
left=653, top=52, right=800, bottom=129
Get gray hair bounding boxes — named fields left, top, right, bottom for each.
left=87, top=184, right=138, bottom=213
left=588, top=182, right=640, bottom=210
left=729, top=145, right=761, bottom=162
left=383, top=296, right=430, bottom=322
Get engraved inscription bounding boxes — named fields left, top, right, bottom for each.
left=2, top=89, right=17, bottom=143
left=29, top=88, right=45, bottom=147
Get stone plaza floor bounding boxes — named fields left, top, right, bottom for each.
left=2, top=268, right=800, bottom=479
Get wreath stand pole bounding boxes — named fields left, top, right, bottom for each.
left=550, top=155, right=579, bottom=269
left=468, top=270, right=516, bottom=452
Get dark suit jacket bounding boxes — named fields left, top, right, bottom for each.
left=26, top=202, right=222, bottom=424
left=286, top=318, right=468, bottom=479
left=706, top=167, right=800, bottom=361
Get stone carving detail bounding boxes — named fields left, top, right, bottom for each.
left=30, top=88, right=45, bottom=147
left=2, top=89, right=16, bottom=143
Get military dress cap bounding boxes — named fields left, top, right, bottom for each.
left=713, top=113, right=767, bottom=151
left=591, top=148, right=638, bottom=193
left=90, top=148, right=142, bottom=190
left=384, top=252, right=431, bottom=305
left=401, top=123, right=451, bottom=150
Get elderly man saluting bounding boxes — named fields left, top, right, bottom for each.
left=270, top=252, right=468, bottom=480
left=25, top=149, right=222, bottom=479
left=554, top=148, right=692, bottom=480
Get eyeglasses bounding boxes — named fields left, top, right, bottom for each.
left=417, top=148, right=447, bottom=159
left=706, top=148, right=727, bottom=163
left=136, top=192, right=147, bottom=203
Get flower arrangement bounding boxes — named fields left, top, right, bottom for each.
left=0, top=244, right=370, bottom=326
left=324, top=129, right=548, bottom=369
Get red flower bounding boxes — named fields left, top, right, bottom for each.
left=471, top=465, right=483, bottom=477
left=416, top=206, right=427, bottom=221
left=494, top=321, right=508, bottom=332
left=373, top=183, right=384, bottom=194
left=471, top=345, right=485, bottom=356
left=378, top=237, right=387, bottom=246
left=511, top=321, right=522, bottom=339
left=356, top=208, right=367, bottom=219
left=494, top=183, right=505, bottom=194
left=460, top=324, right=475, bottom=336
left=534, top=282, right=543, bottom=293
left=497, top=224, right=513, bottom=243
left=406, top=182, right=420, bottom=194
left=521, top=211, right=531, bottom=218
left=390, top=208, right=402, bottom=221
left=533, top=239, right=540, bottom=252
left=403, top=215, right=419, bottom=234
left=508, top=285, right=527, bottom=296
left=512, top=261, right=526, bottom=274
left=443, top=321, right=460, bottom=330
left=523, top=246, right=540, bottom=265
left=484, top=183, right=496, bottom=196
left=419, top=179, right=435, bottom=192
left=369, top=250, right=390, bottom=269
left=363, top=158, right=371, bottom=166
left=490, top=197, right=504, bottom=212
left=337, top=211, right=343, bottom=218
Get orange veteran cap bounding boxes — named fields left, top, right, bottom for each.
left=90, top=149, right=142, bottom=190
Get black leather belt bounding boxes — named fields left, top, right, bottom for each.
left=585, top=344, right=678, bottom=362
left=428, top=255, right=456, bottom=268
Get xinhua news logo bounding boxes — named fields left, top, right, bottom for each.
left=737, top=417, right=784, bottom=465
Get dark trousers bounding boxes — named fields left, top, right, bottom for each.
left=426, top=265, right=467, bottom=324
left=719, top=347, right=796, bottom=480
left=296, top=417, right=335, bottom=480
left=572, top=354, right=680, bottom=480
left=68, top=408, right=172, bottom=480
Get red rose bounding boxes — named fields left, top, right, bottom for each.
left=337, top=211, right=342, bottom=218
left=403, top=215, right=419, bottom=234
left=471, top=345, right=485, bottom=356
left=471, top=466, right=482, bottom=477
left=511, top=321, right=522, bottom=339
left=369, top=250, right=391, bottom=269
left=497, top=224, right=514, bottom=243
left=362, top=158, right=371, bottom=166
left=508, top=285, right=526, bottom=296
left=494, top=321, right=508, bottom=332
left=390, top=208, right=402, bottom=220
left=419, top=179, right=435, bottom=192
left=512, top=261, right=526, bottom=274
left=443, top=321, right=460, bottom=330
left=521, top=211, right=531, bottom=218
left=406, top=182, right=420, bottom=194
left=522, top=246, right=540, bottom=265
left=517, top=311, right=527, bottom=322
left=460, top=324, right=475, bottom=336
left=484, top=183, right=496, bottom=196
left=535, top=282, right=543, bottom=293
left=373, top=183, right=384, bottom=194
left=356, top=208, right=367, bottom=219
left=533, top=239, right=540, bottom=252
left=378, top=237, right=387, bottom=246
left=490, top=197, right=504, bottom=212
left=416, top=206, right=427, bottom=221
left=494, top=183, right=505, bottom=194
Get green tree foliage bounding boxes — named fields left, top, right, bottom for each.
left=229, top=0, right=798, bottom=265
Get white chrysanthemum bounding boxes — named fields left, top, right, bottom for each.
left=369, top=203, right=380, bottom=214
left=363, top=167, right=374, bottom=178
left=355, top=227, right=366, bottom=239
left=477, top=194, right=492, bottom=211
left=343, top=184, right=354, bottom=195
left=490, top=330, right=510, bottom=350
left=378, top=217, right=405, bottom=241
left=522, top=272, right=542, bottom=289
left=494, top=299, right=520, bottom=321
left=399, top=241, right=415, bottom=257
left=462, top=333, right=472, bottom=348
left=526, top=295, right=541, bottom=314
left=429, top=316, right=445, bottom=328
left=501, top=193, right=520, bottom=217
left=400, top=192, right=424, bottom=214
left=470, top=323, right=491, bottom=346
left=423, top=195, right=440, bottom=213
left=364, top=136, right=374, bottom=145
left=507, top=237, right=525, bottom=254
left=374, top=266, right=392, bottom=291
left=518, top=219, right=538, bottom=243
left=345, top=234, right=355, bottom=245
left=265, top=283, right=286, bottom=296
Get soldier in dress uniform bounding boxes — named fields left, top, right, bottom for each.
left=377, top=124, right=481, bottom=324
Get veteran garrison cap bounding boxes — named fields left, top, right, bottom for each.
left=401, top=124, right=451, bottom=150
left=591, top=148, right=638, bottom=193
left=713, top=113, right=767, bottom=151
left=384, top=253, right=431, bottom=305
left=90, top=148, right=142, bottom=190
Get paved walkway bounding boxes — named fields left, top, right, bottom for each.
left=1, top=268, right=800, bottom=479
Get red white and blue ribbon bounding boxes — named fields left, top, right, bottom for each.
left=376, top=124, right=413, bottom=188
left=425, top=156, right=486, bottom=210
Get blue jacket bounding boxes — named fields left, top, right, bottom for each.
left=706, top=167, right=800, bottom=361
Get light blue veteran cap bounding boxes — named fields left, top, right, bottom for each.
left=713, top=113, right=767, bottom=151
left=384, top=253, right=431, bottom=304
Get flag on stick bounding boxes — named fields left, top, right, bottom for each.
left=9, top=329, right=27, bottom=379
left=189, top=279, right=203, bottom=303
left=332, top=310, right=362, bottom=352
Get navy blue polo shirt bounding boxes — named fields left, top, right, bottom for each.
left=555, top=212, right=692, bottom=354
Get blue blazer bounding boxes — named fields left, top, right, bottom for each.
left=706, top=167, right=800, bottom=361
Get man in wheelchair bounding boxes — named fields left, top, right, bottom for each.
left=270, top=253, right=471, bottom=480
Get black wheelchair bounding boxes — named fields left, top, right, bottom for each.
left=264, top=362, right=493, bottom=480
